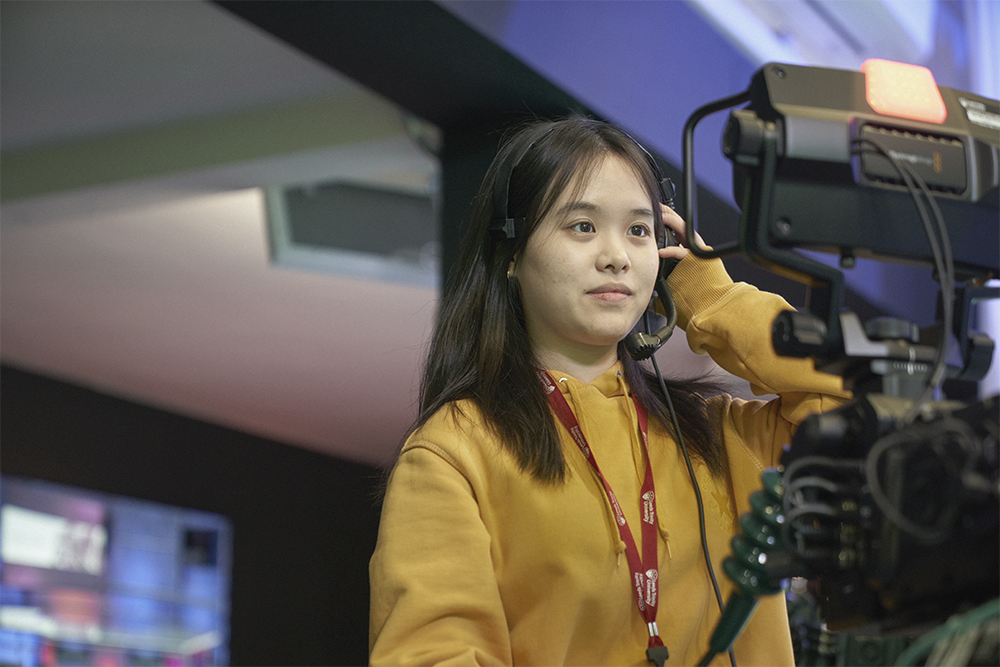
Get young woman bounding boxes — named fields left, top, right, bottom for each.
left=369, top=117, right=847, bottom=666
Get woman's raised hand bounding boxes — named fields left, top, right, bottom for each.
left=659, top=203, right=706, bottom=261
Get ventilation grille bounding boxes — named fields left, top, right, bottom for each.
left=858, top=124, right=967, bottom=195
left=265, top=181, right=440, bottom=287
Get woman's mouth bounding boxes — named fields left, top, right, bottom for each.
left=588, top=284, right=632, bottom=302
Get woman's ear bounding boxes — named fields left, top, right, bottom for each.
left=507, top=259, right=516, bottom=280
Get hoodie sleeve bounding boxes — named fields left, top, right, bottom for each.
left=369, top=437, right=513, bottom=666
left=666, top=254, right=851, bottom=466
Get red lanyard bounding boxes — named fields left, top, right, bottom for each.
left=538, top=371, right=665, bottom=653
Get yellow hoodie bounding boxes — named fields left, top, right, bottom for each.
left=370, top=256, right=848, bottom=666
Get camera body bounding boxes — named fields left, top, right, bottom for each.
left=689, top=61, right=1000, bottom=651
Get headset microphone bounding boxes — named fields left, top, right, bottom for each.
left=625, top=274, right=678, bottom=360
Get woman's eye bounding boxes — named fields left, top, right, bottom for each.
left=570, top=221, right=595, bottom=233
left=629, top=224, right=651, bottom=237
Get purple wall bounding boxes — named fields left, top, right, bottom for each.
left=440, top=0, right=989, bottom=335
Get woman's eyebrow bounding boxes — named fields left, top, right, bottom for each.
left=556, top=200, right=599, bottom=216
left=556, top=201, right=654, bottom=218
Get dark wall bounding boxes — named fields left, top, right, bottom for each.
left=0, top=363, right=382, bottom=666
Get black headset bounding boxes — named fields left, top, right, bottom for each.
left=488, top=121, right=678, bottom=360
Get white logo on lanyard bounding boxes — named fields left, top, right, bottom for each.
left=642, top=490, right=656, bottom=524
left=645, top=568, right=659, bottom=607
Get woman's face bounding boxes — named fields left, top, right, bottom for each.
left=513, top=155, right=659, bottom=369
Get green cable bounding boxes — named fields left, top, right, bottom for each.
left=893, top=597, right=1000, bottom=666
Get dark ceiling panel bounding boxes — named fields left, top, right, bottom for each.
left=214, top=0, right=593, bottom=129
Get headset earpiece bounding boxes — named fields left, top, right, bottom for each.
left=490, top=122, right=557, bottom=241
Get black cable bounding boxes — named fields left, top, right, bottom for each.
left=901, top=168, right=954, bottom=419
left=785, top=475, right=854, bottom=498
left=644, top=311, right=737, bottom=666
left=848, top=140, right=964, bottom=543
left=781, top=456, right=865, bottom=554
left=785, top=503, right=849, bottom=522
left=863, top=417, right=977, bottom=542
left=850, top=138, right=955, bottom=423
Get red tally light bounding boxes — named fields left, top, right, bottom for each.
left=862, top=59, right=947, bottom=124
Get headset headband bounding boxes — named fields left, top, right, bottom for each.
left=489, top=121, right=671, bottom=241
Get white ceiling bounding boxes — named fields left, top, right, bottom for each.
left=0, top=0, right=733, bottom=467
left=0, top=0, right=445, bottom=467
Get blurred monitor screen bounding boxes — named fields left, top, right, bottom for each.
left=0, top=476, right=232, bottom=666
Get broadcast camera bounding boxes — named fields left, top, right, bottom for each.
left=685, top=60, right=1000, bottom=666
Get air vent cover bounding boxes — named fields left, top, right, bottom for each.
left=266, top=181, right=439, bottom=287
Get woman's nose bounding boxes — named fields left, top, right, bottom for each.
left=597, top=236, right=629, bottom=272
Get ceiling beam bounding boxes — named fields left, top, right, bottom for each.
left=0, top=91, right=406, bottom=203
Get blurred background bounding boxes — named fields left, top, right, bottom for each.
left=1, top=1, right=997, bottom=664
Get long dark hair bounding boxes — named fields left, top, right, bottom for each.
left=417, top=117, right=725, bottom=482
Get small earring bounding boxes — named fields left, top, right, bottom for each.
left=507, top=261, right=516, bottom=280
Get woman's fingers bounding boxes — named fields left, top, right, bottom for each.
left=660, top=204, right=706, bottom=259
